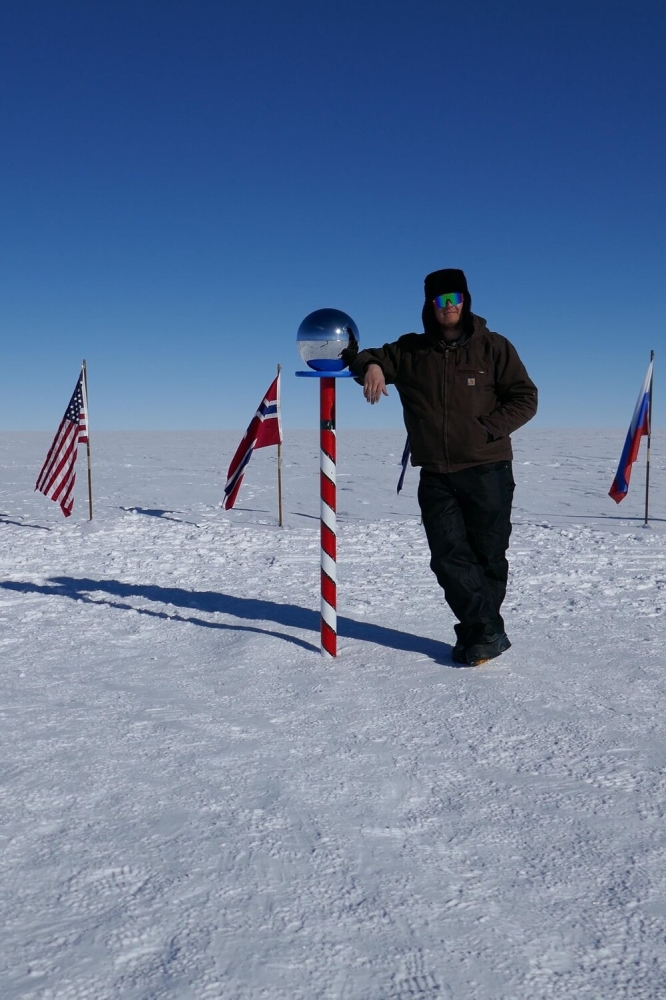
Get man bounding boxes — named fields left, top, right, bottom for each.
left=346, top=268, right=538, bottom=666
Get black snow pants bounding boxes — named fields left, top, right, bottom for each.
left=417, top=461, right=515, bottom=645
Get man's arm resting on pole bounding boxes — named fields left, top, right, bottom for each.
left=347, top=341, right=404, bottom=408
left=362, top=363, right=389, bottom=404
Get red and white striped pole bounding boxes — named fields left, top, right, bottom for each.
left=296, top=307, right=359, bottom=659
left=320, top=377, right=337, bottom=657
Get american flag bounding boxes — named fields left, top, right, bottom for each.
left=224, top=373, right=282, bottom=510
left=35, top=372, right=88, bottom=518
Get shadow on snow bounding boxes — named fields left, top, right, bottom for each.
left=0, top=576, right=450, bottom=660
left=120, top=506, right=186, bottom=520
left=0, top=515, right=51, bottom=531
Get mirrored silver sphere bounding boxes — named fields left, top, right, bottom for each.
left=297, top=308, right=360, bottom=371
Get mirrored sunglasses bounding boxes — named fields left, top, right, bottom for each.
left=433, top=292, right=464, bottom=308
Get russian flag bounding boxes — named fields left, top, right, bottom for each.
left=608, top=358, right=653, bottom=503
left=224, top=373, right=282, bottom=509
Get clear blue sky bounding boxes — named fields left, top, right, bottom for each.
left=1, top=0, right=663, bottom=431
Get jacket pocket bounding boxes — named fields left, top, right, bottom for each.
left=454, top=369, right=496, bottom=417
left=468, top=416, right=490, bottom=445
left=446, top=414, right=491, bottom=464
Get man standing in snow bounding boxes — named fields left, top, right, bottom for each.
left=345, top=268, right=538, bottom=666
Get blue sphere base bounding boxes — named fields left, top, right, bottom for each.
left=295, top=370, right=354, bottom=378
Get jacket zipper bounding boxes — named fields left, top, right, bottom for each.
left=443, top=350, right=450, bottom=468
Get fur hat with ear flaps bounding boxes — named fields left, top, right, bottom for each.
left=422, top=268, right=473, bottom=338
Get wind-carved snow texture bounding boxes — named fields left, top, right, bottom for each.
left=0, top=428, right=665, bottom=999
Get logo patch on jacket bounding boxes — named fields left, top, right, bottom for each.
left=467, top=377, right=476, bottom=386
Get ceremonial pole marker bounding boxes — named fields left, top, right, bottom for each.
left=320, top=377, right=337, bottom=657
left=295, top=308, right=359, bottom=658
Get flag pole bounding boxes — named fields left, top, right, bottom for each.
left=276, top=364, right=284, bottom=527
left=644, top=350, right=654, bottom=526
left=82, top=359, right=93, bottom=521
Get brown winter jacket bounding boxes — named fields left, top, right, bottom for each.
left=349, top=314, right=538, bottom=473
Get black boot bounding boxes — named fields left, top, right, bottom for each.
left=451, top=623, right=470, bottom=664
left=451, top=641, right=468, bottom=664
left=466, top=632, right=511, bottom=667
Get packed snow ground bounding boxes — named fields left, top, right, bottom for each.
left=1, top=428, right=665, bottom=1000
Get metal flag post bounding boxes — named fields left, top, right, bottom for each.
left=645, top=349, right=655, bottom=527
left=277, top=363, right=284, bottom=527
left=82, top=359, right=93, bottom=521
left=296, top=309, right=359, bottom=658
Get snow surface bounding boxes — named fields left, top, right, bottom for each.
left=1, top=427, right=665, bottom=1000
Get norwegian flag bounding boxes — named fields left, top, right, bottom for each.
left=224, top=373, right=282, bottom=509
left=35, top=371, right=88, bottom=518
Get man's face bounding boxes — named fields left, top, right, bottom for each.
left=432, top=292, right=464, bottom=329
